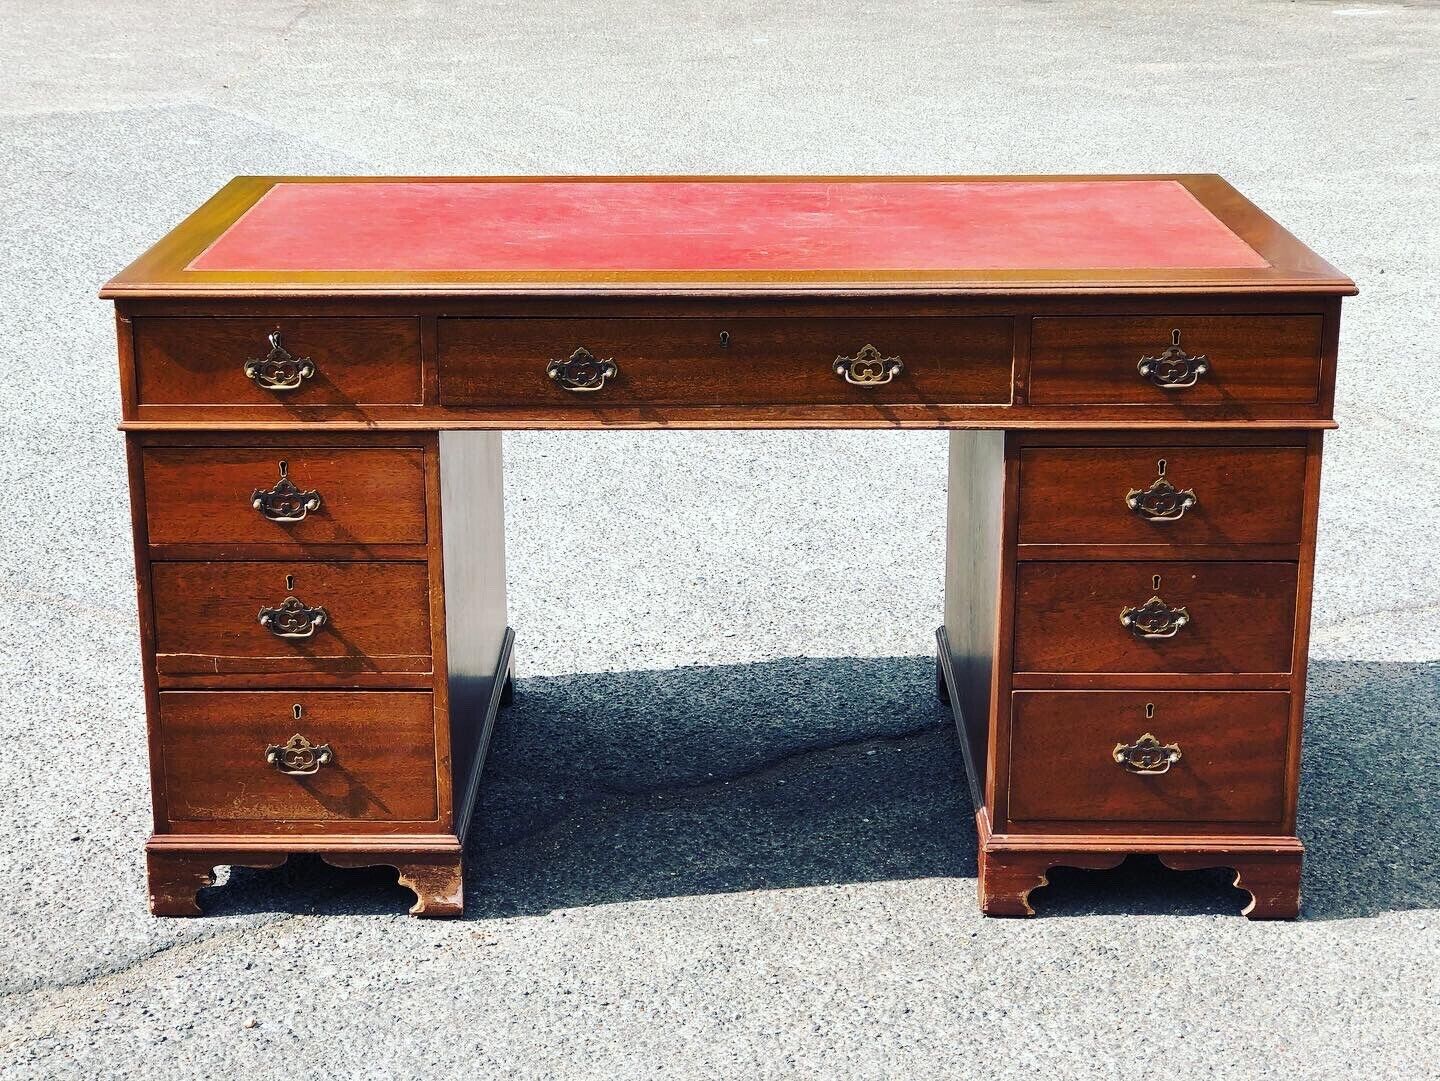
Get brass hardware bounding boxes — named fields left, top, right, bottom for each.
left=834, top=344, right=904, bottom=386
left=252, top=462, right=321, bottom=523
left=265, top=733, right=334, bottom=776
left=258, top=596, right=328, bottom=638
left=547, top=347, right=618, bottom=392
left=719, top=331, right=731, bottom=348
left=1120, top=595, right=1190, bottom=638
left=1113, top=732, right=1182, bottom=774
left=1126, top=472, right=1198, bottom=522
left=244, top=331, right=316, bottom=392
left=285, top=574, right=295, bottom=592
left=1152, top=574, right=1162, bottom=591
left=1138, top=329, right=1208, bottom=389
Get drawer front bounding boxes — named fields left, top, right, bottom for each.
left=1028, top=315, right=1323, bottom=406
left=1008, top=691, right=1290, bottom=825
left=143, top=447, right=427, bottom=548
left=133, top=317, right=422, bottom=408
left=1017, top=445, right=1308, bottom=546
left=152, top=562, right=431, bottom=679
left=1013, top=561, right=1297, bottom=674
left=158, top=691, right=438, bottom=822
left=438, top=317, right=1014, bottom=407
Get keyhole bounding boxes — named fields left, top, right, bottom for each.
left=1157, top=458, right=1167, bottom=477
left=1170, top=329, right=1182, bottom=347
left=719, top=331, right=730, bottom=348
left=278, top=459, right=289, bottom=478
left=293, top=703, right=303, bottom=721
left=1152, top=574, right=1162, bottom=591
left=285, top=574, right=295, bottom=592
left=1145, top=702, right=1156, bottom=720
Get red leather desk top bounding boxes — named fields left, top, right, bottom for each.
left=189, top=179, right=1269, bottom=273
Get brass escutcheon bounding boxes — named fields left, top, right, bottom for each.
left=547, top=346, right=618, bottom=392
left=1113, top=732, right=1182, bottom=774
left=265, top=733, right=334, bottom=776
left=833, top=344, right=903, bottom=386
left=244, top=331, right=316, bottom=392
left=1138, top=329, right=1208, bottom=389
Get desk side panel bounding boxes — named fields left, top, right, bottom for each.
left=943, top=431, right=1008, bottom=809
left=438, top=432, right=510, bottom=833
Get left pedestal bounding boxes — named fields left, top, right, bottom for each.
left=127, top=430, right=510, bottom=917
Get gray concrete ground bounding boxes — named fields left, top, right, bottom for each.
left=2, top=1, right=1438, bottom=1077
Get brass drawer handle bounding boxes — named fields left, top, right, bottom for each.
left=1126, top=459, right=1196, bottom=521
left=265, top=733, right=334, bottom=776
left=251, top=462, right=321, bottom=523
left=1113, top=732, right=1182, bottom=774
left=244, top=331, right=316, bottom=392
left=1120, top=595, right=1189, bottom=638
left=258, top=596, right=328, bottom=638
left=1138, top=329, right=1208, bottom=389
left=834, top=344, right=904, bottom=386
left=547, top=347, right=618, bottom=392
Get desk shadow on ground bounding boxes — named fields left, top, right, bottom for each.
left=205, top=657, right=1439, bottom=922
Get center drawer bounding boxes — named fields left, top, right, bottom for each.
left=151, top=561, right=432, bottom=680
left=437, top=317, right=1014, bottom=407
left=158, top=691, right=439, bottom=823
left=1013, top=561, right=1298, bottom=675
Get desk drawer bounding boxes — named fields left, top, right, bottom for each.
left=437, top=317, right=1014, bottom=407
left=143, top=446, right=428, bottom=549
left=152, top=561, right=432, bottom=680
left=1017, top=445, right=1308, bottom=547
left=1028, top=315, right=1323, bottom=407
left=1007, top=691, right=1289, bottom=825
left=133, top=317, right=422, bottom=408
left=158, top=691, right=438, bottom=823
left=1013, top=561, right=1297, bottom=675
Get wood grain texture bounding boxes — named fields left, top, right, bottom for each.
left=1028, top=314, right=1323, bottom=406
left=143, top=836, right=465, bottom=917
left=151, top=561, right=431, bottom=680
left=941, top=432, right=1007, bottom=810
left=1017, top=444, right=1307, bottom=546
left=437, top=432, right=511, bottom=833
left=134, top=316, right=421, bottom=409
left=157, top=691, right=438, bottom=824
left=1013, top=560, right=1298, bottom=675
left=1006, top=690, right=1290, bottom=825
left=111, top=178, right=1344, bottom=920
left=142, top=445, right=427, bottom=549
left=1159, top=850, right=1302, bottom=919
left=322, top=851, right=464, bottom=917
left=437, top=316, right=1014, bottom=407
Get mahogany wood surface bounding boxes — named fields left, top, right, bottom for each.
left=133, top=316, right=422, bottom=409
left=157, top=690, right=438, bottom=824
left=437, top=316, right=1014, bottom=407
left=112, top=176, right=1345, bottom=919
left=941, top=433, right=1007, bottom=810
left=1006, top=690, right=1290, bottom=826
left=151, top=561, right=431, bottom=680
left=1012, top=560, right=1299, bottom=676
left=142, top=445, right=428, bottom=550
left=1016, top=444, right=1307, bottom=547
left=1027, top=314, right=1324, bottom=406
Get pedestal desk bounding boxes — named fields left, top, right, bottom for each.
left=102, top=176, right=1353, bottom=918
